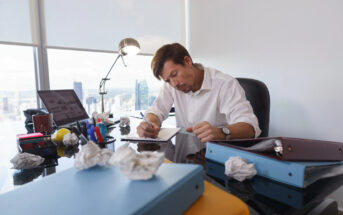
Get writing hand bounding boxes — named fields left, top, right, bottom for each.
left=136, top=121, right=160, bottom=138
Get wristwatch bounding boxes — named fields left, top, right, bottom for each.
left=221, top=127, right=231, bottom=141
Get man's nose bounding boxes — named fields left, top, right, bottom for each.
left=171, top=79, right=179, bottom=88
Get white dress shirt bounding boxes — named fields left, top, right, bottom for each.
left=146, top=66, right=262, bottom=137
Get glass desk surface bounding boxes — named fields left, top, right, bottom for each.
left=1, top=118, right=343, bottom=215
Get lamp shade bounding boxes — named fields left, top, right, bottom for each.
left=118, top=38, right=140, bottom=56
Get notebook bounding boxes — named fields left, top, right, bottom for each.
left=121, top=128, right=181, bottom=142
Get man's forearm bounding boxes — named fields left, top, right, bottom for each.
left=145, top=113, right=161, bottom=128
left=223, top=122, right=255, bottom=139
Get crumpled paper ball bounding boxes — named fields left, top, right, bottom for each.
left=225, top=156, right=257, bottom=182
left=10, top=153, right=45, bottom=169
left=90, top=111, right=114, bottom=125
left=63, top=133, right=79, bottom=146
left=74, top=141, right=112, bottom=169
left=97, top=148, right=113, bottom=167
left=108, top=143, right=165, bottom=180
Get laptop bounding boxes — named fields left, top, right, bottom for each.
left=37, top=90, right=89, bottom=127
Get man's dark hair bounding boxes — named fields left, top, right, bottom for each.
left=151, top=43, right=192, bottom=80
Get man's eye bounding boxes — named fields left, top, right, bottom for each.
left=171, top=72, right=177, bottom=77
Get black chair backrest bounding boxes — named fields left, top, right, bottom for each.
left=236, top=78, right=270, bottom=137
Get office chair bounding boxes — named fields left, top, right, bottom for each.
left=236, top=78, right=270, bottom=137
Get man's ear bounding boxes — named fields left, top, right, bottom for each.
left=184, top=56, right=193, bottom=65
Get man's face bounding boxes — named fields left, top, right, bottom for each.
left=160, top=57, right=195, bottom=93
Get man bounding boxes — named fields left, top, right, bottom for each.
left=137, top=43, right=261, bottom=143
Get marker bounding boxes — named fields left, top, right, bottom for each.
left=140, top=112, right=152, bottom=128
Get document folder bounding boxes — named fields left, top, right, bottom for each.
left=205, top=142, right=343, bottom=188
left=211, top=136, right=343, bottom=161
left=0, top=164, right=204, bottom=215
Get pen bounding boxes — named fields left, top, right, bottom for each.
left=140, top=112, right=153, bottom=128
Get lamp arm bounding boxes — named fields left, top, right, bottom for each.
left=99, top=54, right=122, bottom=89
left=121, top=55, right=127, bottom=67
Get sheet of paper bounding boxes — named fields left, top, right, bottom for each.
left=121, top=128, right=181, bottom=142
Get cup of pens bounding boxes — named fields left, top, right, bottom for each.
left=85, top=118, right=115, bottom=145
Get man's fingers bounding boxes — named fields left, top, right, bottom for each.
left=197, top=130, right=213, bottom=140
left=193, top=124, right=210, bottom=136
left=186, top=127, right=193, bottom=132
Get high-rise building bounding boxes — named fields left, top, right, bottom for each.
left=73, top=81, right=83, bottom=103
left=86, top=96, right=96, bottom=114
left=3, top=97, right=9, bottom=112
left=135, top=80, right=149, bottom=110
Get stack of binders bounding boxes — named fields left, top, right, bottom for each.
left=205, top=137, right=343, bottom=188
left=206, top=159, right=343, bottom=209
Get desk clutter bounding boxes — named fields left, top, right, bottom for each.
left=13, top=110, right=169, bottom=181
left=13, top=112, right=117, bottom=170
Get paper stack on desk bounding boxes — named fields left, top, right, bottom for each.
left=121, top=128, right=180, bottom=142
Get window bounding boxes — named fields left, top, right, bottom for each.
left=48, top=49, right=163, bottom=116
left=0, top=44, right=37, bottom=165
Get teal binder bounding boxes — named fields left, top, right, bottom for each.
left=0, top=164, right=204, bottom=215
left=205, top=142, right=343, bottom=188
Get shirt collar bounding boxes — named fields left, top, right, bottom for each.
left=200, top=67, right=212, bottom=91
left=189, top=65, right=212, bottom=95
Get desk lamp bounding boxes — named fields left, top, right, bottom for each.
left=99, top=38, right=140, bottom=113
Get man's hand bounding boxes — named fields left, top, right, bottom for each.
left=136, top=121, right=160, bottom=138
left=186, top=121, right=224, bottom=143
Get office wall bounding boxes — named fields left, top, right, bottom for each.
left=187, top=0, right=343, bottom=141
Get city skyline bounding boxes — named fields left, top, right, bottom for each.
left=0, top=78, right=160, bottom=124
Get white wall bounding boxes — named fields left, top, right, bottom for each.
left=188, top=0, right=343, bottom=141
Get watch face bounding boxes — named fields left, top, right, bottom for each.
left=222, top=127, right=230, bottom=135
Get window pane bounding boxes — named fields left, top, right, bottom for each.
left=0, top=0, right=33, bottom=43
left=44, top=0, right=185, bottom=54
left=48, top=49, right=163, bottom=116
left=0, top=44, right=37, bottom=167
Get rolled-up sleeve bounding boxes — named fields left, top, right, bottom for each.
left=219, top=79, right=261, bottom=137
left=146, top=83, right=174, bottom=123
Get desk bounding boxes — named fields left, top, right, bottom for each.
left=1, top=117, right=343, bottom=214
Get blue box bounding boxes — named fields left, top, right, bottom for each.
left=0, top=163, right=204, bottom=215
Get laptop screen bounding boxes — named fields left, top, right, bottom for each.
left=37, top=90, right=89, bottom=126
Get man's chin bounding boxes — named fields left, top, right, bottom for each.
left=176, top=86, right=192, bottom=93
left=181, top=89, right=191, bottom=93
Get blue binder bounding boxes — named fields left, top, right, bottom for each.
left=205, top=142, right=343, bottom=188
left=206, top=159, right=343, bottom=209
left=0, top=164, right=203, bottom=215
